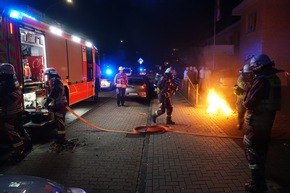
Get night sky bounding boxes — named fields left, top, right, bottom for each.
left=4, top=0, right=242, bottom=69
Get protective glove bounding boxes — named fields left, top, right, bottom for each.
left=44, top=98, right=52, bottom=108
left=44, top=101, right=49, bottom=108
left=233, top=85, right=245, bottom=95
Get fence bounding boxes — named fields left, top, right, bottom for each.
left=174, top=78, right=199, bottom=107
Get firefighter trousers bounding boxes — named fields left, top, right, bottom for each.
left=0, top=114, right=24, bottom=152
left=51, top=104, right=67, bottom=144
left=154, top=94, right=173, bottom=118
left=116, top=87, right=126, bottom=106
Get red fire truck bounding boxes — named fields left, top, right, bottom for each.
left=0, top=5, right=100, bottom=126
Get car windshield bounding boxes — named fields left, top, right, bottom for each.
left=128, top=78, right=144, bottom=85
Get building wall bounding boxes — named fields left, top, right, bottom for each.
left=237, top=0, right=262, bottom=63
left=234, top=0, right=290, bottom=113
left=202, top=0, right=290, bottom=113
left=263, top=0, right=290, bottom=76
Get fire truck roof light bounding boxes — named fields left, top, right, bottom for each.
left=85, top=41, right=92, bottom=48
left=21, top=12, right=37, bottom=21
left=50, top=26, right=63, bottom=36
left=72, top=35, right=81, bottom=43
left=9, top=9, right=37, bottom=21
left=9, top=10, right=22, bottom=19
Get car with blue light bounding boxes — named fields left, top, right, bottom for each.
left=100, top=68, right=115, bottom=90
left=100, top=75, right=114, bottom=90
left=0, top=174, right=86, bottom=193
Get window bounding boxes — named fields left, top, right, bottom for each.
left=86, top=47, right=93, bottom=81
left=247, top=12, right=256, bottom=32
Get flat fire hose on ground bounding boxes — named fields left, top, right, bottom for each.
left=66, top=106, right=243, bottom=139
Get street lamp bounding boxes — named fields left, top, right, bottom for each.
left=44, top=0, right=73, bottom=16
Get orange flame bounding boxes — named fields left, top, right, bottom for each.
left=206, top=89, right=233, bottom=115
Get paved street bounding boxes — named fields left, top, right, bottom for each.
left=0, top=92, right=289, bottom=193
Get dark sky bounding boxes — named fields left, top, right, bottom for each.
left=5, top=0, right=242, bottom=68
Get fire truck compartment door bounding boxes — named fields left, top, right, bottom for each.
left=45, top=33, right=68, bottom=78
left=67, top=40, right=83, bottom=83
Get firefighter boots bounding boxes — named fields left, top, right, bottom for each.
left=245, top=182, right=268, bottom=193
left=245, top=170, right=268, bottom=193
left=7, top=146, right=28, bottom=165
left=166, top=117, right=175, bottom=125
left=151, top=114, right=158, bottom=123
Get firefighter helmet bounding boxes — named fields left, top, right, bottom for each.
left=0, top=63, right=19, bottom=90
left=44, top=67, right=59, bottom=80
left=244, top=54, right=255, bottom=62
left=243, top=64, right=252, bottom=73
left=164, top=67, right=173, bottom=80
left=165, top=67, right=172, bottom=74
left=250, top=54, right=273, bottom=73
left=0, top=63, right=16, bottom=75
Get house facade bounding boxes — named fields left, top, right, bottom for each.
left=201, top=0, right=290, bottom=113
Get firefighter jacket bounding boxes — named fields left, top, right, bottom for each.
left=157, top=74, right=178, bottom=98
left=45, top=76, right=67, bottom=107
left=243, top=67, right=282, bottom=161
left=234, top=72, right=254, bottom=99
left=244, top=67, right=281, bottom=112
left=0, top=75, right=23, bottom=117
left=114, top=72, right=128, bottom=88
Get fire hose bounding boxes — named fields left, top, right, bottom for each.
left=66, top=106, right=243, bottom=139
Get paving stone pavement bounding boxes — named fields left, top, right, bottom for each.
left=0, top=93, right=288, bottom=193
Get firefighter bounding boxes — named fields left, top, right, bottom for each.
left=0, top=63, right=31, bottom=164
left=233, top=63, right=254, bottom=130
left=152, top=67, right=178, bottom=125
left=114, top=66, right=128, bottom=106
left=243, top=54, right=282, bottom=193
left=44, top=68, right=68, bottom=152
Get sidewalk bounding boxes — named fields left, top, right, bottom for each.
left=0, top=93, right=289, bottom=193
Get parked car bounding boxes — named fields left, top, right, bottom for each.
left=100, top=75, right=114, bottom=90
left=125, top=76, right=149, bottom=100
left=0, top=174, right=86, bottom=193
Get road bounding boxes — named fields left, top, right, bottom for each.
left=0, top=90, right=289, bottom=193
left=65, top=90, right=116, bottom=125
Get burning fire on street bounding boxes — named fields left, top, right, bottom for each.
left=206, top=89, right=233, bottom=115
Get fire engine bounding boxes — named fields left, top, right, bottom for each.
left=0, top=5, right=101, bottom=126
